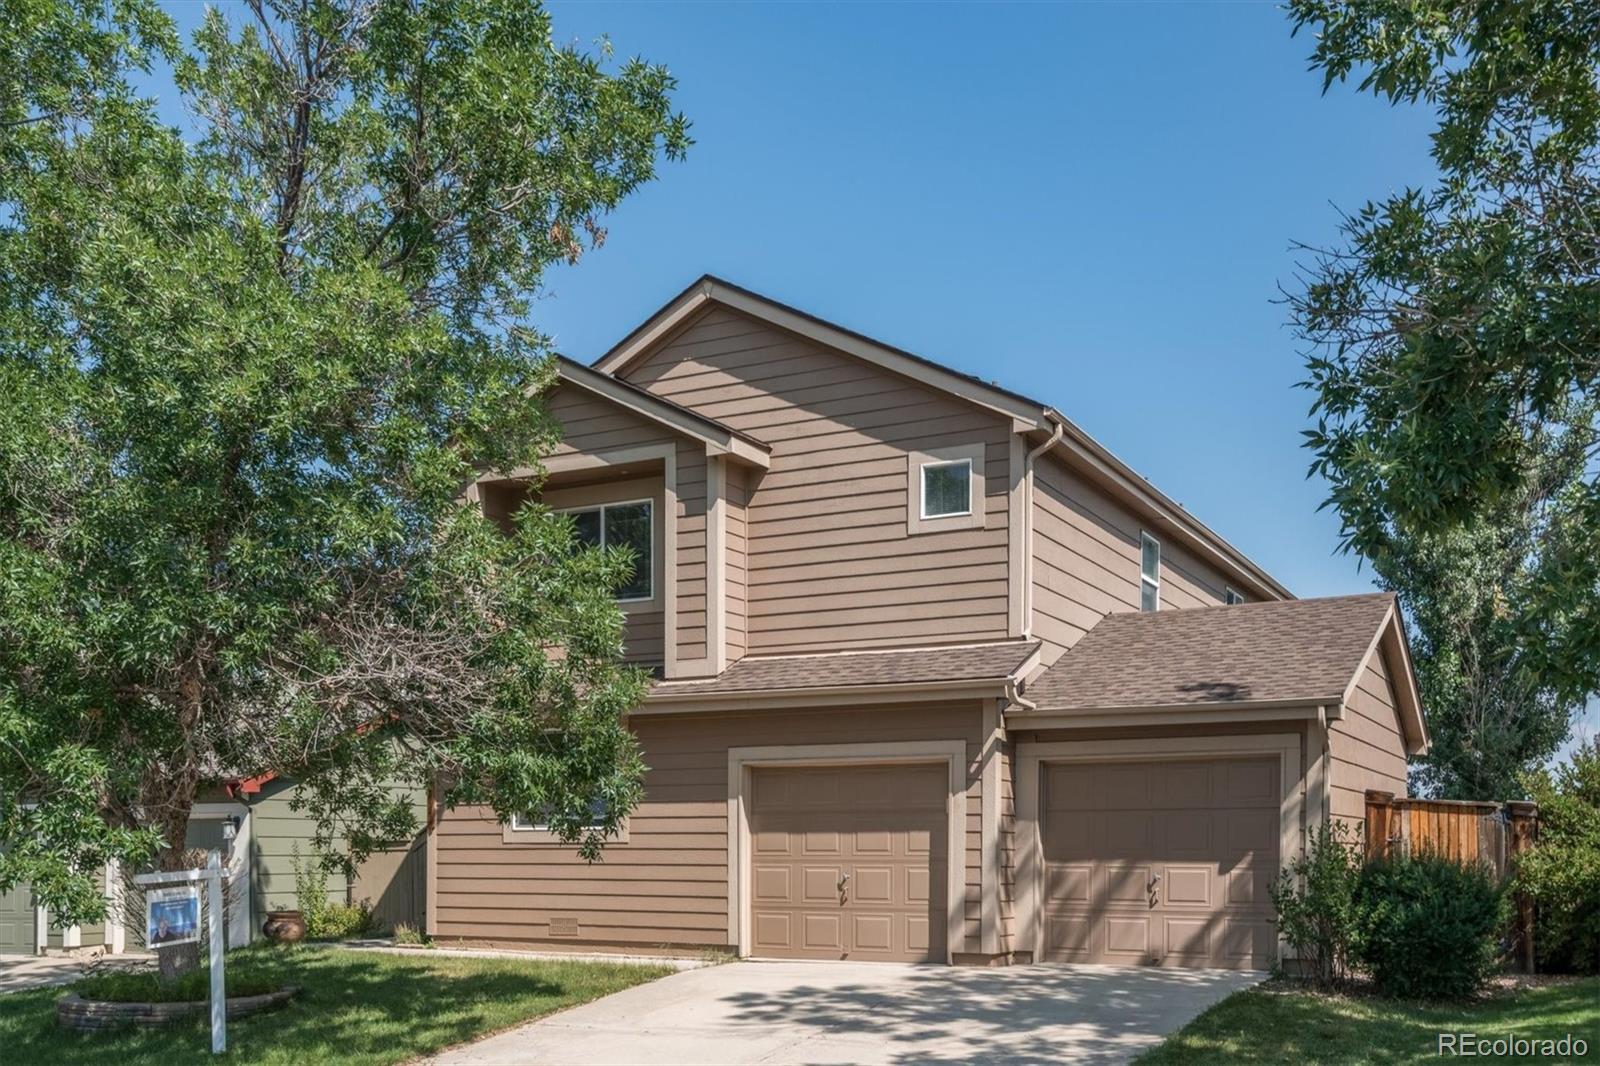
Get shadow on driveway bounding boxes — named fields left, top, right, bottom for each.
left=433, top=960, right=1263, bottom=1065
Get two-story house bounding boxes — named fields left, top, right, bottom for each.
left=424, top=276, right=1427, bottom=970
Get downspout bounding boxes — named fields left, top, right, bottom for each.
left=1004, top=677, right=1037, bottom=713
left=1020, top=415, right=1065, bottom=638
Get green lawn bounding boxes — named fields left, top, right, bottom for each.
left=0, top=945, right=674, bottom=1065
left=1139, top=977, right=1600, bottom=1065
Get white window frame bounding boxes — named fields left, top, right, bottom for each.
left=505, top=799, right=629, bottom=845
left=1139, top=531, right=1161, bottom=612
left=1225, top=586, right=1245, bottom=605
left=919, top=458, right=973, bottom=520
left=558, top=497, right=654, bottom=602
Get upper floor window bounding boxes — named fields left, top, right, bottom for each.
left=563, top=499, right=653, bottom=601
left=921, top=458, right=973, bottom=519
left=1140, top=532, right=1160, bottom=612
left=1224, top=587, right=1245, bottom=605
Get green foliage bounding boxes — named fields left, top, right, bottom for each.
left=76, top=962, right=287, bottom=1004
left=0, top=0, right=686, bottom=924
left=1270, top=821, right=1362, bottom=986
left=1285, top=1, right=1600, bottom=790
left=292, top=850, right=377, bottom=940
left=1516, top=738, right=1600, bottom=973
left=391, top=921, right=427, bottom=947
left=1352, top=850, right=1506, bottom=998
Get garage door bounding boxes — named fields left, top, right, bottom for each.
left=749, top=764, right=946, bottom=962
left=1041, top=756, right=1279, bottom=970
left=0, top=878, right=33, bottom=955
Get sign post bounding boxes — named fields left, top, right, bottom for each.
left=134, top=852, right=227, bottom=1054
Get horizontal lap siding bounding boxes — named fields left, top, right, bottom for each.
left=1329, top=649, right=1408, bottom=827
left=620, top=306, right=1012, bottom=654
left=676, top=441, right=708, bottom=664
left=1031, top=454, right=1234, bottom=664
left=433, top=701, right=987, bottom=954
left=726, top=465, right=749, bottom=662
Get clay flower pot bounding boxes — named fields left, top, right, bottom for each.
left=262, top=910, right=307, bottom=945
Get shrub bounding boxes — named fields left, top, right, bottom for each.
left=1517, top=738, right=1600, bottom=974
left=293, top=850, right=379, bottom=940
left=392, top=922, right=429, bottom=947
left=1270, top=821, right=1361, bottom=985
left=1352, top=850, right=1506, bottom=998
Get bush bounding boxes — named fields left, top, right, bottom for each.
left=1352, top=850, right=1506, bottom=998
left=1517, top=738, right=1600, bottom=974
left=392, top=922, right=429, bottom=946
left=293, top=850, right=380, bottom=940
left=1270, top=822, right=1361, bottom=985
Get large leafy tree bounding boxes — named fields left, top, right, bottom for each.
left=1287, top=0, right=1600, bottom=795
left=0, top=0, right=688, bottom=925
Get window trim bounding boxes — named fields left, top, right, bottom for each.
left=557, top=497, right=655, bottom=603
left=504, top=803, right=629, bottom=846
left=1224, top=586, right=1245, bottom=605
left=919, top=457, right=974, bottom=520
left=1140, top=531, right=1161, bottom=612
left=905, top=443, right=987, bottom=535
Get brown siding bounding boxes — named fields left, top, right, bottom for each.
left=725, top=463, right=750, bottom=663
left=1031, top=453, right=1235, bottom=663
left=433, top=701, right=987, bottom=955
left=618, top=306, right=1013, bottom=653
left=1329, top=647, right=1408, bottom=828
left=675, top=439, right=708, bottom=666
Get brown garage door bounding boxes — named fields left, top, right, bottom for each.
left=749, top=764, right=946, bottom=962
left=1042, top=756, right=1279, bottom=970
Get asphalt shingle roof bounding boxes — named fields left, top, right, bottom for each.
left=1025, top=593, right=1396, bottom=711
left=649, top=640, right=1040, bottom=698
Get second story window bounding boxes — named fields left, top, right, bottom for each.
left=1224, top=587, right=1245, bottom=605
left=921, top=459, right=973, bottom=519
left=565, top=500, right=653, bottom=601
left=1140, top=532, right=1160, bottom=612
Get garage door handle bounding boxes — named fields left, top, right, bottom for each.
left=1148, top=872, right=1162, bottom=891
left=838, top=870, right=851, bottom=889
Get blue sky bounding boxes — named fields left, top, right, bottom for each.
left=150, top=2, right=1595, bottom=757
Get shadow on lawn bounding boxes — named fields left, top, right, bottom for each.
left=3, top=949, right=583, bottom=1066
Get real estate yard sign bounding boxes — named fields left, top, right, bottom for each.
left=146, top=885, right=200, bottom=947
left=134, top=852, right=227, bottom=1053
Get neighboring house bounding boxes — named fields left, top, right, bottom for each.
left=0, top=778, right=424, bottom=957
left=427, top=275, right=1427, bottom=971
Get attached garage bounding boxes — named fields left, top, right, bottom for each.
left=748, top=763, right=947, bottom=962
left=0, top=880, right=33, bottom=955
left=1014, top=594, right=1429, bottom=972
left=1039, top=756, right=1279, bottom=969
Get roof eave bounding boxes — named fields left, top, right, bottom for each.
left=633, top=676, right=1019, bottom=714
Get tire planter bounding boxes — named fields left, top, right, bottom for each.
left=57, top=986, right=300, bottom=1032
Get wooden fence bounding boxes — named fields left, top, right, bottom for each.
left=1364, top=790, right=1540, bottom=971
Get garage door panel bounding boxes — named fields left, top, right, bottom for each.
left=754, top=865, right=791, bottom=901
left=749, top=764, right=946, bottom=963
left=1042, top=757, right=1280, bottom=970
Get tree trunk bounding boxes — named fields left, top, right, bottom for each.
left=157, top=941, right=201, bottom=983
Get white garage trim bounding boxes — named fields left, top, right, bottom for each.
left=1014, top=733, right=1301, bottom=964
left=727, top=740, right=969, bottom=964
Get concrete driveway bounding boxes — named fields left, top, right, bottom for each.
left=430, top=960, right=1262, bottom=1065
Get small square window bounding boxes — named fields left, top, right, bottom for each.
left=1139, top=532, right=1161, bottom=612
left=1224, top=587, right=1245, bottom=605
left=921, top=459, right=972, bottom=519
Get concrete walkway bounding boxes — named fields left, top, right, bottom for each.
left=0, top=953, right=154, bottom=994
left=429, top=959, right=1262, bottom=1065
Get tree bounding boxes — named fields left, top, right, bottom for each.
left=0, top=0, right=688, bottom=933
left=1286, top=0, right=1600, bottom=793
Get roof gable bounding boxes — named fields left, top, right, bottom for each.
left=591, top=275, right=1289, bottom=601
left=554, top=356, right=769, bottom=468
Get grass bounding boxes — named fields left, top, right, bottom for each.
left=1138, top=976, right=1600, bottom=1064
left=1, top=945, right=673, bottom=1065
